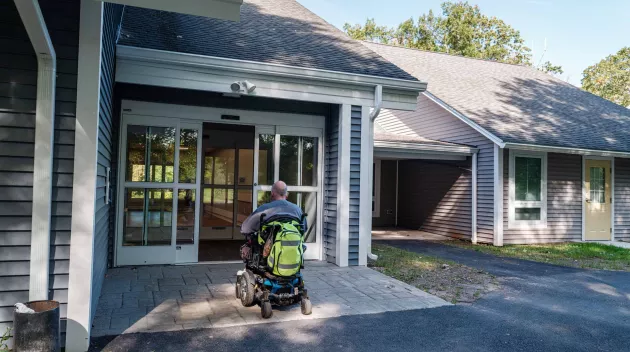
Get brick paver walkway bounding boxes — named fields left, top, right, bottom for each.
left=91, top=262, right=449, bottom=337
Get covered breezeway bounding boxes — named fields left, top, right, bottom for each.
left=371, top=131, right=478, bottom=243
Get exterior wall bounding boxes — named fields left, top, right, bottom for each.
left=614, top=158, right=630, bottom=242
left=378, top=94, right=495, bottom=243
left=348, top=106, right=361, bottom=265
left=397, top=160, right=472, bottom=239
left=0, top=0, right=79, bottom=335
left=324, top=109, right=339, bottom=264
left=372, top=160, right=397, bottom=227
left=92, top=3, right=124, bottom=323
left=502, top=150, right=582, bottom=244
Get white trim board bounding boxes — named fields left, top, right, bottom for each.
left=374, top=140, right=477, bottom=156
left=493, top=145, right=504, bottom=246
left=506, top=143, right=630, bottom=158
left=116, top=45, right=425, bottom=111
left=66, top=0, right=103, bottom=350
left=582, top=156, right=615, bottom=242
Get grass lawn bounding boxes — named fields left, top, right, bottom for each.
left=369, top=244, right=499, bottom=304
left=440, top=241, right=630, bottom=271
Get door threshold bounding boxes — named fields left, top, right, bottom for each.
left=176, top=260, right=243, bottom=265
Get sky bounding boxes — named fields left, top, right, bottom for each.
left=297, top=0, right=630, bottom=86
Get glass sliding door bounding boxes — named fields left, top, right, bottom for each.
left=254, top=126, right=323, bottom=260
left=116, top=116, right=201, bottom=266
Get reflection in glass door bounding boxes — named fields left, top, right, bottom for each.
left=116, top=116, right=201, bottom=266
left=254, top=127, right=323, bottom=260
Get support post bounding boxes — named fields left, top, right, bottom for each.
left=493, top=145, right=504, bottom=246
left=336, top=104, right=351, bottom=267
left=358, top=105, right=372, bottom=266
left=66, top=0, right=103, bottom=350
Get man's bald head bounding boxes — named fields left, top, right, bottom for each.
left=271, top=181, right=288, bottom=200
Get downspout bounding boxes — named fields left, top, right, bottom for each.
left=471, top=150, right=478, bottom=244
left=14, top=0, right=57, bottom=301
left=367, top=85, right=383, bottom=261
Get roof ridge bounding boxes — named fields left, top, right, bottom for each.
left=362, top=40, right=535, bottom=69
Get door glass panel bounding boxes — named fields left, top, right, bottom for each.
left=202, top=188, right=234, bottom=228
left=126, top=126, right=147, bottom=182
left=301, top=137, right=318, bottom=187
left=590, top=167, right=606, bottom=204
left=238, top=149, right=254, bottom=186
left=257, top=191, right=271, bottom=207
left=237, top=190, right=253, bottom=227
left=204, top=149, right=235, bottom=185
left=179, top=129, right=198, bottom=183
left=258, top=134, right=275, bottom=185
left=287, top=192, right=317, bottom=243
left=279, top=136, right=299, bottom=185
left=176, top=189, right=196, bottom=244
left=123, top=188, right=145, bottom=246
left=148, top=127, right=175, bottom=183
left=146, top=189, right=173, bottom=245
left=124, top=188, right=173, bottom=246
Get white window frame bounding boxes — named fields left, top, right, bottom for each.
left=508, top=151, right=548, bottom=229
left=372, top=159, right=381, bottom=218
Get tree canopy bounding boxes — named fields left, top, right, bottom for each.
left=582, top=47, right=630, bottom=107
left=344, top=1, right=562, bottom=73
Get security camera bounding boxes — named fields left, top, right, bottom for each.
left=229, top=80, right=257, bottom=94
left=242, top=80, right=256, bottom=93
left=230, top=82, right=242, bottom=92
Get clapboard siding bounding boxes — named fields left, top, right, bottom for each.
left=502, top=151, right=582, bottom=244
left=348, top=106, right=361, bottom=266
left=378, top=94, right=494, bottom=243
left=614, top=158, right=630, bottom=242
left=324, top=108, right=339, bottom=264
left=0, top=0, right=79, bottom=337
left=397, top=160, right=472, bottom=239
left=372, top=160, right=397, bottom=227
left=92, top=3, right=124, bottom=324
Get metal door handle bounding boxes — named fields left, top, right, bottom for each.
left=586, top=198, right=591, bottom=203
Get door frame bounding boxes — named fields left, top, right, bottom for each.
left=114, top=100, right=326, bottom=266
left=582, top=156, right=615, bottom=241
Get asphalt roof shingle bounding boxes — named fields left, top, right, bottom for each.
left=118, top=0, right=417, bottom=81
left=363, top=42, right=630, bottom=153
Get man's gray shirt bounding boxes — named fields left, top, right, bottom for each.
left=240, top=199, right=307, bottom=234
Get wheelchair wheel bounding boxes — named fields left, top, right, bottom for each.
left=261, top=301, right=273, bottom=319
left=239, top=272, right=256, bottom=307
left=301, top=298, right=312, bottom=315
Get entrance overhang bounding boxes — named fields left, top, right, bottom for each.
left=97, top=0, right=243, bottom=21
left=115, top=45, right=426, bottom=111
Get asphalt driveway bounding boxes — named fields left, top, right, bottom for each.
left=90, top=240, right=630, bottom=351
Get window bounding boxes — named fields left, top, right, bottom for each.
left=509, top=152, right=547, bottom=228
left=372, top=159, right=381, bottom=218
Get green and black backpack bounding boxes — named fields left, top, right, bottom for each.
left=258, top=219, right=304, bottom=277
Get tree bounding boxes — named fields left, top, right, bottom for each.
left=582, top=47, right=630, bottom=107
left=540, top=61, right=564, bottom=75
left=344, top=1, right=562, bottom=71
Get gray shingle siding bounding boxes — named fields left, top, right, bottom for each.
left=502, top=151, right=582, bottom=244
left=0, top=0, right=79, bottom=335
left=397, top=160, right=472, bottom=240
left=614, top=158, right=630, bottom=242
left=324, top=109, right=339, bottom=264
left=348, top=106, right=361, bottom=266
left=92, top=3, right=124, bottom=323
left=377, top=94, right=494, bottom=243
